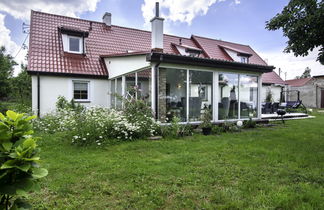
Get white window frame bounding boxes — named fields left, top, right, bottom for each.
left=72, top=80, right=90, bottom=102
left=62, top=34, right=84, bottom=54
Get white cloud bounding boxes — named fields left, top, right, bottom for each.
left=260, top=48, right=324, bottom=80
left=141, top=0, right=240, bottom=25
left=0, top=0, right=101, bottom=21
left=0, top=13, right=26, bottom=75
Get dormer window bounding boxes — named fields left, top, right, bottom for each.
left=173, top=43, right=202, bottom=57
left=68, top=36, right=82, bottom=53
left=59, top=26, right=89, bottom=54
left=241, top=56, right=248, bottom=63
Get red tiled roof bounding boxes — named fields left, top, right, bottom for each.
left=261, top=71, right=286, bottom=85
left=191, top=35, right=267, bottom=65
left=27, top=11, right=269, bottom=77
left=285, top=77, right=313, bottom=87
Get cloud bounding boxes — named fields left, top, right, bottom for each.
left=141, top=0, right=240, bottom=25
left=0, top=0, right=101, bottom=21
left=0, top=13, right=26, bottom=75
left=260, top=48, right=324, bottom=80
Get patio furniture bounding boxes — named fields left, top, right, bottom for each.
left=277, top=109, right=286, bottom=124
left=262, top=102, right=272, bottom=114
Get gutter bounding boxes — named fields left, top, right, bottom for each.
left=146, top=52, right=274, bottom=73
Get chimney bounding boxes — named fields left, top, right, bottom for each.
left=102, top=12, right=111, bottom=27
left=151, top=2, right=164, bottom=52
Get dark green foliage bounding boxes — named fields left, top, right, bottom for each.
left=243, top=118, right=257, bottom=129
left=265, top=90, right=273, bottom=102
left=0, top=47, right=17, bottom=100
left=0, top=110, right=47, bottom=209
left=9, top=65, right=31, bottom=105
left=266, top=0, right=324, bottom=64
left=295, top=67, right=312, bottom=79
left=200, top=107, right=212, bottom=128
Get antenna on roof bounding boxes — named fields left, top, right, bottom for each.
left=179, top=38, right=182, bottom=45
left=22, top=22, right=30, bottom=34
left=89, top=22, right=93, bottom=31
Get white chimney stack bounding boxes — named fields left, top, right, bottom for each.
left=151, top=2, right=164, bottom=52
left=103, top=12, right=112, bottom=27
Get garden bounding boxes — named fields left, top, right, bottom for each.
left=1, top=95, right=323, bottom=209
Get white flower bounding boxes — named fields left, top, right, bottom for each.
left=97, top=143, right=101, bottom=146
left=82, top=138, right=86, bottom=141
left=236, top=121, right=243, bottom=127
left=99, top=136, right=103, bottom=139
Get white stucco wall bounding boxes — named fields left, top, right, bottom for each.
left=104, top=55, right=149, bottom=79
left=31, top=75, right=109, bottom=116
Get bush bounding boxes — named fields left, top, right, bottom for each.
left=0, top=110, right=47, bottom=209
left=243, top=118, right=257, bottom=129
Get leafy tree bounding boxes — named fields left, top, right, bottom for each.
left=0, top=47, right=17, bottom=100
left=266, top=0, right=324, bottom=64
left=10, top=64, right=31, bottom=104
left=295, top=67, right=312, bottom=79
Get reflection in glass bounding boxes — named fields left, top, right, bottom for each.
left=189, top=71, right=213, bottom=121
left=240, top=75, right=258, bottom=118
left=116, top=77, right=123, bottom=109
left=110, top=79, right=115, bottom=108
left=125, top=73, right=136, bottom=99
left=137, top=69, right=152, bottom=104
left=158, top=68, right=187, bottom=122
left=218, top=73, right=239, bottom=120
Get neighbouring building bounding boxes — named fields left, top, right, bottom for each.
left=261, top=71, right=286, bottom=102
left=286, top=76, right=324, bottom=108
left=27, top=3, right=275, bottom=123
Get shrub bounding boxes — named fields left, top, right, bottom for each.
left=211, top=125, right=223, bottom=135
left=243, top=118, right=257, bottom=129
left=200, top=107, right=212, bottom=129
left=0, top=110, right=47, bottom=209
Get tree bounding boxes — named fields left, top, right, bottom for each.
left=266, top=0, right=324, bottom=64
left=0, top=46, right=17, bottom=99
left=295, top=67, right=312, bottom=79
left=10, top=64, right=31, bottom=104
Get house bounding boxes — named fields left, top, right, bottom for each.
left=286, top=76, right=324, bottom=108
left=27, top=3, right=275, bottom=123
left=261, top=71, right=287, bottom=102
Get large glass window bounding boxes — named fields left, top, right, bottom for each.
left=110, top=79, right=115, bottom=108
left=158, top=68, right=187, bottom=123
left=125, top=73, right=136, bottom=99
left=189, top=70, right=213, bottom=121
left=218, top=73, right=239, bottom=120
left=240, top=75, right=258, bottom=118
left=137, top=69, right=152, bottom=104
left=116, top=77, right=123, bottom=109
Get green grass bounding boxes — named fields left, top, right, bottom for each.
left=31, top=112, right=324, bottom=209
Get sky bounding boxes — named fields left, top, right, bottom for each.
left=0, top=0, right=323, bottom=79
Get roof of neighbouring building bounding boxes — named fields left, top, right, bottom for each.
left=261, top=71, right=286, bottom=85
left=285, top=77, right=313, bottom=87
left=27, top=11, right=270, bottom=77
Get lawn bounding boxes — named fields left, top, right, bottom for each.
left=30, top=113, right=324, bottom=209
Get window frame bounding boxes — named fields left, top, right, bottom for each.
left=72, top=80, right=90, bottom=102
left=66, top=35, right=83, bottom=54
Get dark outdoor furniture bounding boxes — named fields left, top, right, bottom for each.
left=277, top=109, right=286, bottom=124
left=262, top=102, right=272, bottom=114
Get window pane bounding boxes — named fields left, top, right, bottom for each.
left=189, top=70, right=213, bottom=121
left=218, top=73, right=239, bottom=120
left=110, top=80, right=115, bottom=108
left=73, top=82, right=88, bottom=100
left=137, top=69, right=151, bottom=104
left=125, top=73, right=136, bottom=99
left=116, top=77, right=123, bottom=109
left=240, top=75, right=258, bottom=118
left=69, top=37, right=80, bottom=52
left=158, top=68, right=187, bottom=123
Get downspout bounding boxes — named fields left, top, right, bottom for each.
left=316, top=84, right=318, bottom=108
left=37, top=73, right=40, bottom=117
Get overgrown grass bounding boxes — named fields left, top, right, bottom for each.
left=31, top=112, right=324, bottom=209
